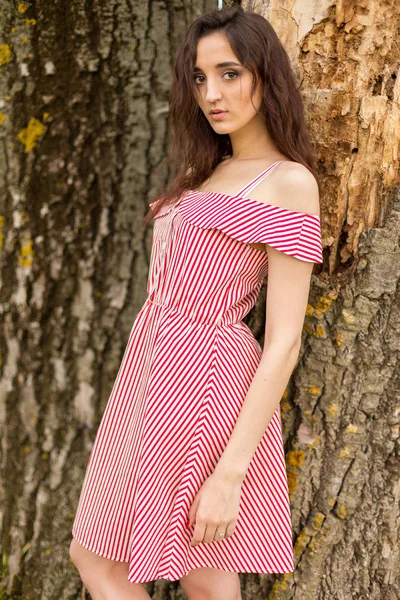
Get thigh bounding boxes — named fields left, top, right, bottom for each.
left=180, top=566, right=241, bottom=600
left=69, top=538, right=130, bottom=577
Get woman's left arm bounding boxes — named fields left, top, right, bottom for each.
left=213, top=249, right=316, bottom=484
left=213, top=167, right=321, bottom=483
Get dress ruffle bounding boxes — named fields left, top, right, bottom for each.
left=178, top=190, right=323, bottom=263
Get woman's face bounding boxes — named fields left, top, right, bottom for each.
left=193, top=32, right=263, bottom=134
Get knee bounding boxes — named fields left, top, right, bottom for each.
left=180, top=577, right=207, bottom=599
left=180, top=568, right=241, bottom=600
left=69, top=538, right=99, bottom=583
left=69, top=538, right=83, bottom=569
left=179, top=575, right=220, bottom=600
left=69, top=539, right=99, bottom=590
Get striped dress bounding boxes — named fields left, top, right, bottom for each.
left=71, top=160, right=323, bottom=583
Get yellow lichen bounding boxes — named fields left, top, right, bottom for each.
left=25, top=18, right=37, bottom=26
left=18, top=118, right=45, bottom=152
left=308, top=385, right=322, bottom=395
left=339, top=447, right=351, bottom=459
left=270, top=572, right=293, bottom=594
left=337, top=505, right=347, bottom=519
left=315, top=293, right=335, bottom=312
left=334, top=332, right=345, bottom=346
left=328, top=497, right=336, bottom=506
left=312, top=512, right=325, bottom=530
left=18, top=3, right=30, bottom=13
left=0, top=113, right=6, bottom=125
left=305, top=303, right=315, bottom=316
left=286, top=449, right=305, bottom=469
left=19, top=239, right=34, bottom=267
left=287, top=470, right=298, bottom=494
left=308, top=538, right=319, bottom=552
left=313, top=325, right=325, bottom=338
left=0, top=44, right=12, bottom=66
left=342, top=309, right=356, bottom=324
left=293, top=529, right=309, bottom=557
left=328, top=403, right=337, bottom=416
left=41, top=452, right=49, bottom=460
left=280, top=400, right=292, bottom=414
left=345, top=423, right=358, bottom=434
left=23, top=445, right=30, bottom=453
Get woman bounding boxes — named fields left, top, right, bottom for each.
left=70, top=5, right=323, bottom=599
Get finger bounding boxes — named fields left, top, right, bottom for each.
left=214, top=524, right=228, bottom=542
left=191, top=523, right=207, bottom=546
left=225, top=520, right=237, bottom=538
left=188, top=494, right=200, bottom=526
left=204, top=523, right=218, bottom=544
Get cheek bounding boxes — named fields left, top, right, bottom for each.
left=237, top=89, right=260, bottom=116
left=241, top=84, right=262, bottom=113
left=237, top=78, right=258, bottom=103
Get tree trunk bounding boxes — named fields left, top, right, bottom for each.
left=241, top=1, right=400, bottom=599
left=0, top=0, right=399, bottom=599
left=0, top=1, right=214, bottom=598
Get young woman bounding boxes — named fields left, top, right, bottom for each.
left=70, top=5, right=323, bottom=599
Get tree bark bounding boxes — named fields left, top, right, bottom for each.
left=0, top=0, right=213, bottom=598
left=242, top=1, right=400, bottom=598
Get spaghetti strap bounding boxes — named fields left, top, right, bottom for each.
left=235, top=160, right=283, bottom=198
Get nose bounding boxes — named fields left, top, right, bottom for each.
left=204, top=79, right=222, bottom=103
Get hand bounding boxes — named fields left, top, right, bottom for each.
left=187, top=472, right=242, bottom=546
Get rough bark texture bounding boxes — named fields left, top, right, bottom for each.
left=0, top=1, right=214, bottom=598
left=242, top=1, right=400, bottom=599
left=0, top=0, right=398, bottom=599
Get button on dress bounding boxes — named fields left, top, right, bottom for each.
left=71, top=160, right=323, bottom=583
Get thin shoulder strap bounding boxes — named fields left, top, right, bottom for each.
left=235, top=160, right=283, bottom=198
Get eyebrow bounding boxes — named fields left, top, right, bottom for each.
left=193, top=61, right=242, bottom=72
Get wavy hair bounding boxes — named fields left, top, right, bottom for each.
left=143, top=5, right=317, bottom=227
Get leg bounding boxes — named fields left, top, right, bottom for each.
left=180, top=566, right=242, bottom=600
left=69, top=539, right=151, bottom=600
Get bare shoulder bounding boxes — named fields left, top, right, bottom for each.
left=257, top=160, right=320, bottom=217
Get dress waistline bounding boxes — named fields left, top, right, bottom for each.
left=145, top=297, right=241, bottom=328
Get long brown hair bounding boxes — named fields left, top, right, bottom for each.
left=143, top=5, right=317, bottom=227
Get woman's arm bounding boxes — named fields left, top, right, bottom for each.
left=213, top=167, right=321, bottom=484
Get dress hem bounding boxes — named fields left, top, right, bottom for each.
left=71, top=530, right=294, bottom=583
left=71, top=531, right=130, bottom=564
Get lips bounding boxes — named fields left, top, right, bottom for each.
left=210, top=110, right=227, bottom=121
left=210, top=110, right=226, bottom=114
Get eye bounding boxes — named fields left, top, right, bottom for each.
left=193, top=71, right=239, bottom=85
left=223, top=70, right=239, bottom=80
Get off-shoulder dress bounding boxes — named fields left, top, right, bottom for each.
left=72, top=160, right=323, bottom=583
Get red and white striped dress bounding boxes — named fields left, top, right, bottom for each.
left=72, top=160, right=323, bottom=583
